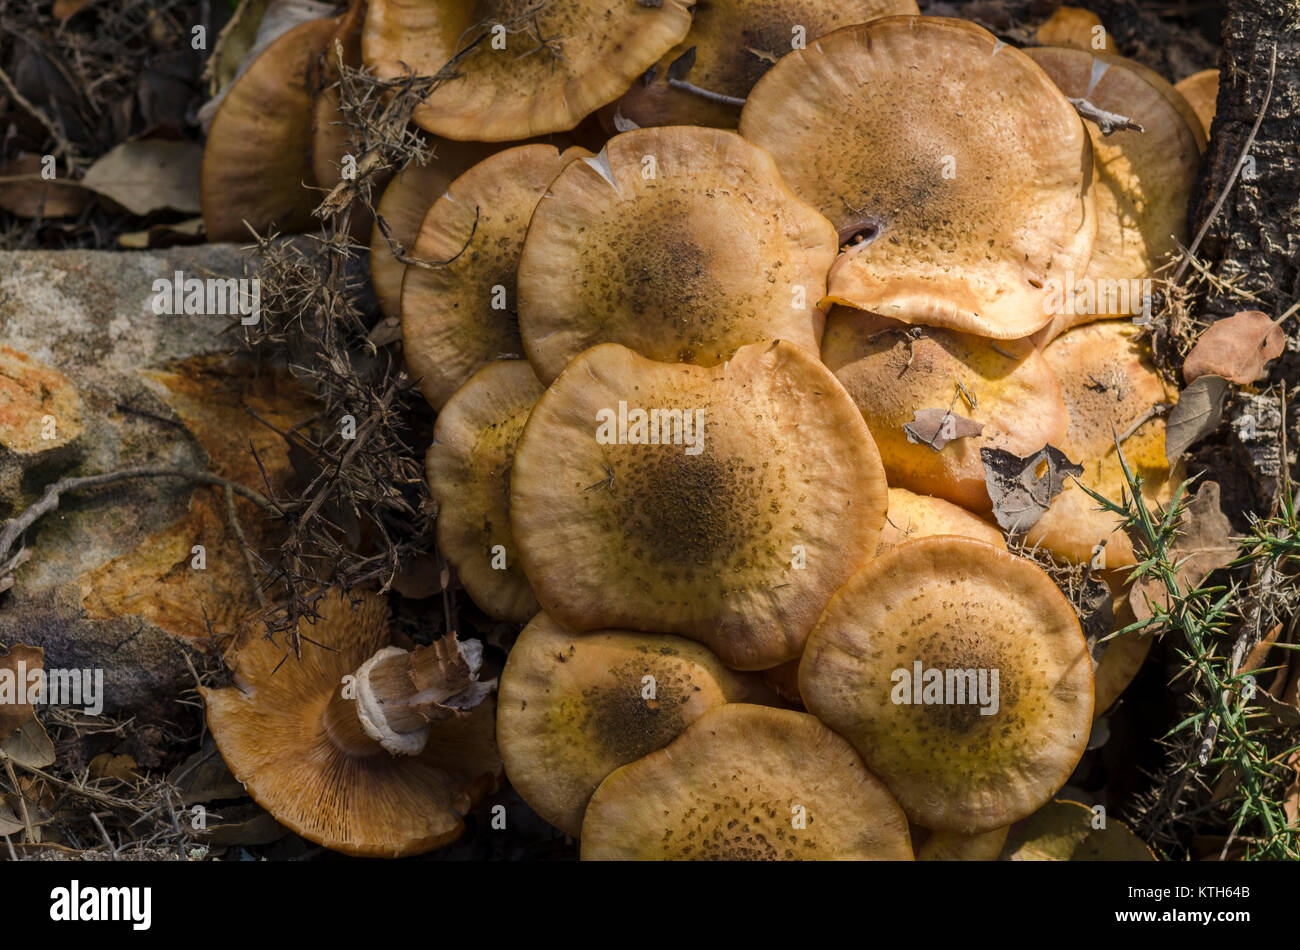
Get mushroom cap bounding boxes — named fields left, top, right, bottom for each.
left=580, top=703, right=915, bottom=860
left=1024, top=320, right=1179, bottom=567
left=916, top=825, right=1010, bottom=861
left=1175, top=68, right=1219, bottom=139
left=426, top=359, right=544, bottom=623
left=510, top=340, right=889, bottom=670
left=822, top=309, right=1068, bottom=513
left=201, top=15, right=338, bottom=242
left=516, top=126, right=837, bottom=384
left=1034, top=6, right=1112, bottom=53
left=369, top=141, right=501, bottom=317
left=362, top=0, right=693, bottom=141
left=799, top=536, right=1094, bottom=833
left=1107, top=53, right=1208, bottom=152
left=614, top=0, right=919, bottom=129
left=1024, top=47, right=1202, bottom=344
left=880, top=487, right=1006, bottom=554
left=497, top=612, right=757, bottom=837
left=738, top=16, right=1096, bottom=339
left=201, top=590, right=501, bottom=857
left=402, top=144, right=589, bottom=409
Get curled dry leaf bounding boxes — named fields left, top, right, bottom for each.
left=1164, top=374, right=1230, bottom=466
left=981, top=445, right=1083, bottom=534
left=904, top=408, right=985, bottom=452
left=0, top=155, right=91, bottom=218
left=1000, top=799, right=1156, bottom=860
left=1077, top=574, right=1115, bottom=665
left=1183, top=310, right=1286, bottom=385
left=81, top=140, right=204, bottom=216
left=1128, top=481, right=1236, bottom=622
left=0, top=643, right=44, bottom=740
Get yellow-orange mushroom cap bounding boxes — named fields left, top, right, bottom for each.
left=880, top=487, right=1007, bottom=554
left=739, top=16, right=1096, bottom=339
left=517, top=126, right=837, bottom=384
left=1175, top=68, right=1219, bottom=139
left=580, top=703, right=915, bottom=860
left=1034, top=6, right=1112, bottom=53
left=402, top=144, right=590, bottom=409
left=497, top=612, right=759, bottom=837
left=362, top=0, right=693, bottom=141
left=799, top=536, right=1094, bottom=833
left=510, top=340, right=888, bottom=670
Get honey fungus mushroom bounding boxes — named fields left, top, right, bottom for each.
left=1033, top=6, right=1113, bottom=53
left=799, top=537, right=1094, bottom=833
left=1175, top=69, right=1220, bottom=138
left=879, top=487, right=1007, bottom=553
left=426, top=360, right=544, bottom=623
left=201, top=590, right=501, bottom=857
left=580, top=704, right=914, bottom=860
left=516, top=126, right=837, bottom=384
left=821, top=309, right=1068, bottom=514
left=1024, top=320, right=1180, bottom=568
left=402, top=144, right=589, bottom=410
left=497, top=612, right=763, bottom=837
left=739, top=16, right=1096, bottom=339
left=362, top=0, right=693, bottom=141
left=509, top=340, right=888, bottom=670
left=612, top=0, right=919, bottom=129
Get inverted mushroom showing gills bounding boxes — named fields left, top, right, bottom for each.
left=580, top=704, right=915, bottom=860
left=201, top=590, right=501, bottom=857
left=799, top=536, right=1094, bottom=834
left=510, top=340, right=889, bottom=670
left=362, top=0, right=694, bottom=141
left=517, top=126, right=837, bottom=384
left=739, top=16, right=1096, bottom=339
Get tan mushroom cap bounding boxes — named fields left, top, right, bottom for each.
left=427, top=360, right=544, bottom=623
left=369, top=141, right=500, bottom=318
left=880, top=487, right=1006, bottom=554
left=1175, top=68, right=1219, bottom=139
left=822, top=309, right=1068, bottom=514
left=614, top=0, right=919, bottom=129
left=201, top=590, right=501, bottom=857
left=362, top=0, right=692, bottom=141
left=581, top=703, right=915, bottom=860
left=517, top=126, right=837, bottom=384
left=799, top=536, right=1094, bottom=833
left=739, top=16, right=1096, bottom=339
left=1034, top=6, right=1112, bottom=53
left=497, top=612, right=759, bottom=837
left=510, top=340, right=888, bottom=670
left=1108, top=53, right=1208, bottom=153
left=916, top=825, right=1010, bottom=861
left=402, top=144, right=589, bottom=409
left=1024, top=47, right=1202, bottom=344
left=201, top=15, right=338, bottom=242
left=1024, top=321, right=1180, bottom=567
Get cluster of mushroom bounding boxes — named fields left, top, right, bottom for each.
left=202, top=2, right=1214, bottom=858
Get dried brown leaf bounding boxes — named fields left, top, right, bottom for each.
left=1183, top=311, right=1286, bottom=385
left=1164, top=374, right=1230, bottom=465
left=981, top=444, right=1082, bottom=534
left=904, top=407, right=984, bottom=452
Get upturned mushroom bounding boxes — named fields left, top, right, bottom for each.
left=799, top=536, right=1094, bottom=833
left=739, top=16, right=1096, bottom=339
left=509, top=339, right=888, bottom=670
left=201, top=589, right=501, bottom=857
left=516, top=126, right=837, bottom=384
left=580, top=703, right=915, bottom=860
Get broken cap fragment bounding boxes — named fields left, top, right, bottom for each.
left=580, top=703, right=914, bottom=859
left=496, top=612, right=759, bottom=837
left=799, top=536, right=1094, bottom=833
left=739, top=16, right=1096, bottom=339
left=362, top=0, right=693, bottom=141
left=517, top=126, right=837, bottom=384
left=509, top=340, right=888, bottom=670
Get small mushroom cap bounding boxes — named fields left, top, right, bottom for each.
left=510, top=340, right=888, bottom=670
left=201, top=15, right=338, bottom=242
left=880, top=487, right=1006, bottom=554
left=799, top=536, right=1094, bottom=833
left=517, top=126, right=837, bottom=384
left=614, top=0, right=919, bottom=129
left=362, top=0, right=693, bottom=141
left=1175, top=68, right=1219, bottom=139
left=1024, top=320, right=1179, bottom=567
left=822, top=309, right=1068, bottom=513
left=402, top=144, right=590, bottom=409
left=369, top=141, right=500, bottom=317
left=580, top=703, right=915, bottom=860
left=915, top=825, right=1010, bottom=861
left=739, top=16, right=1096, bottom=339
left=1024, top=47, right=1201, bottom=344
left=427, top=360, right=544, bottom=623
left=1034, top=6, right=1112, bottom=53
left=497, top=612, right=758, bottom=837
left=201, top=590, right=501, bottom=857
